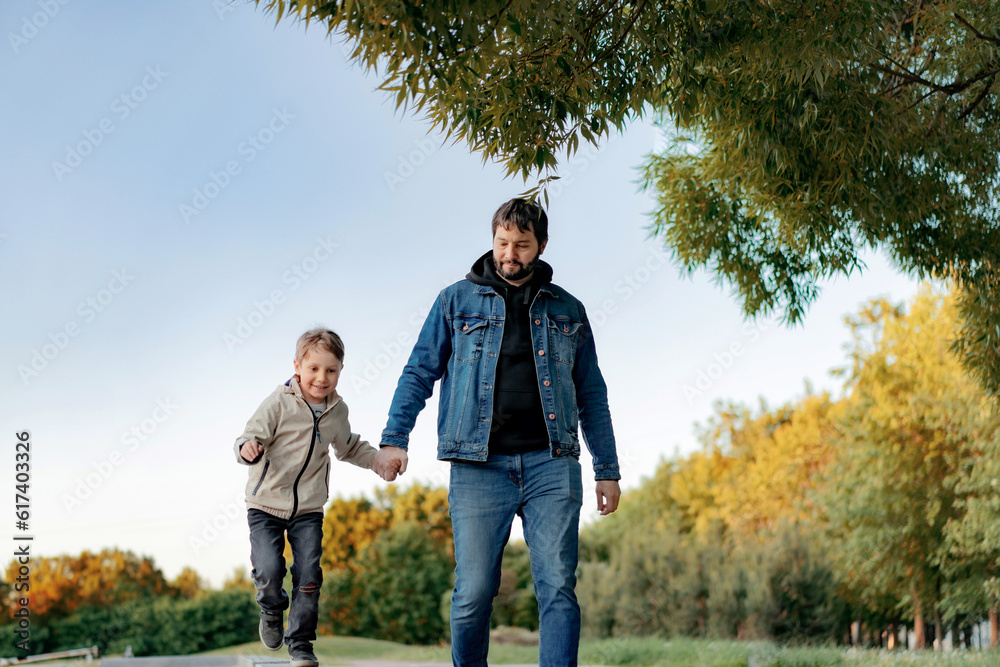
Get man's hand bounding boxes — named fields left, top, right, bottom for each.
left=595, top=480, right=621, bottom=516
left=374, top=446, right=408, bottom=482
left=240, top=439, right=263, bottom=462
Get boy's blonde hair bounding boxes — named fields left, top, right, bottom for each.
left=295, top=327, right=345, bottom=363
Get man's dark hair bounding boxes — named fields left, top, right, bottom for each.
left=491, top=198, right=548, bottom=246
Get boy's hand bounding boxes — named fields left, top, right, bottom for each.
left=240, top=439, right=264, bottom=462
left=374, top=446, right=407, bottom=482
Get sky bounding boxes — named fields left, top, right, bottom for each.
left=0, top=0, right=923, bottom=588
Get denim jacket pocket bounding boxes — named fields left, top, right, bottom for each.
left=453, top=314, right=489, bottom=363
left=546, top=318, right=582, bottom=364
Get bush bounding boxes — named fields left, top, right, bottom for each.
left=361, top=521, right=453, bottom=644
left=0, top=590, right=257, bottom=658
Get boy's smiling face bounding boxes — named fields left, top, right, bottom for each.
left=293, top=347, right=342, bottom=404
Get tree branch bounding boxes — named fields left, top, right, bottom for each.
left=958, top=74, right=997, bottom=121
left=953, top=13, right=1000, bottom=47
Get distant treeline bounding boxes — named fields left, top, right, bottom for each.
left=576, top=286, right=1000, bottom=648
left=0, top=550, right=256, bottom=657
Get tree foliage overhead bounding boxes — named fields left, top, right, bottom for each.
left=256, top=0, right=1000, bottom=393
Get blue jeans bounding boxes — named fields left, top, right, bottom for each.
left=448, top=448, right=583, bottom=667
left=247, top=509, right=324, bottom=647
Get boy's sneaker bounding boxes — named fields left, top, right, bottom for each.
left=288, top=642, right=318, bottom=667
left=258, top=612, right=284, bottom=651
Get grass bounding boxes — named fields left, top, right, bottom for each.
left=198, top=634, right=1000, bottom=666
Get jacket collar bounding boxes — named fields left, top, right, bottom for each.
left=472, top=283, right=560, bottom=298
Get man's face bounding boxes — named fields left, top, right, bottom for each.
left=492, top=222, right=546, bottom=286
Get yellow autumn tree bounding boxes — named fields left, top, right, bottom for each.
left=2, top=548, right=169, bottom=620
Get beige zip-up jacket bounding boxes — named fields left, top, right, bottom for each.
left=234, top=377, right=376, bottom=519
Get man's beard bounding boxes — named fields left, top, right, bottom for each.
left=495, top=253, right=540, bottom=281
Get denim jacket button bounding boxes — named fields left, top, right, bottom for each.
left=463, top=324, right=469, bottom=330
left=548, top=413, right=556, bottom=420
left=555, top=448, right=562, bottom=455
left=543, top=380, right=551, bottom=387
left=534, top=319, right=541, bottom=325
left=538, top=350, right=544, bottom=356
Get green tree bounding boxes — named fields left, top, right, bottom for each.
left=319, top=483, right=455, bottom=641
left=820, top=288, right=990, bottom=648
left=942, top=410, right=1000, bottom=647
left=255, top=0, right=1000, bottom=394
left=491, top=541, right=538, bottom=631
left=361, top=521, right=453, bottom=644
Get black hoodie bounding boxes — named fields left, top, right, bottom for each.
left=466, top=251, right=551, bottom=455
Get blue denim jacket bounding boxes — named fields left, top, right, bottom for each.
left=381, top=274, right=620, bottom=481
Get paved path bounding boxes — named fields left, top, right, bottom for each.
left=103, top=657, right=597, bottom=667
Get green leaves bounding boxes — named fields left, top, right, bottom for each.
left=255, top=0, right=1000, bottom=395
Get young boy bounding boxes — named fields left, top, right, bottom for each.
left=235, top=328, right=391, bottom=667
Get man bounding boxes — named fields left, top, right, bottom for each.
left=374, top=198, right=621, bottom=666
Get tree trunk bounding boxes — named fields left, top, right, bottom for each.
left=913, top=591, right=926, bottom=649
left=934, top=607, right=943, bottom=651
left=990, top=609, right=998, bottom=649
left=887, top=621, right=898, bottom=650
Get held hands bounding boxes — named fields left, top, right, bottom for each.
left=240, top=439, right=264, bottom=462
left=374, top=446, right=408, bottom=482
left=595, top=480, right=621, bottom=516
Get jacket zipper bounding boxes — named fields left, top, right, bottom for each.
left=252, top=459, right=270, bottom=496
left=290, top=411, right=320, bottom=517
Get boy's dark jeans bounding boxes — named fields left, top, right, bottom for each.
left=248, top=509, right=324, bottom=647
